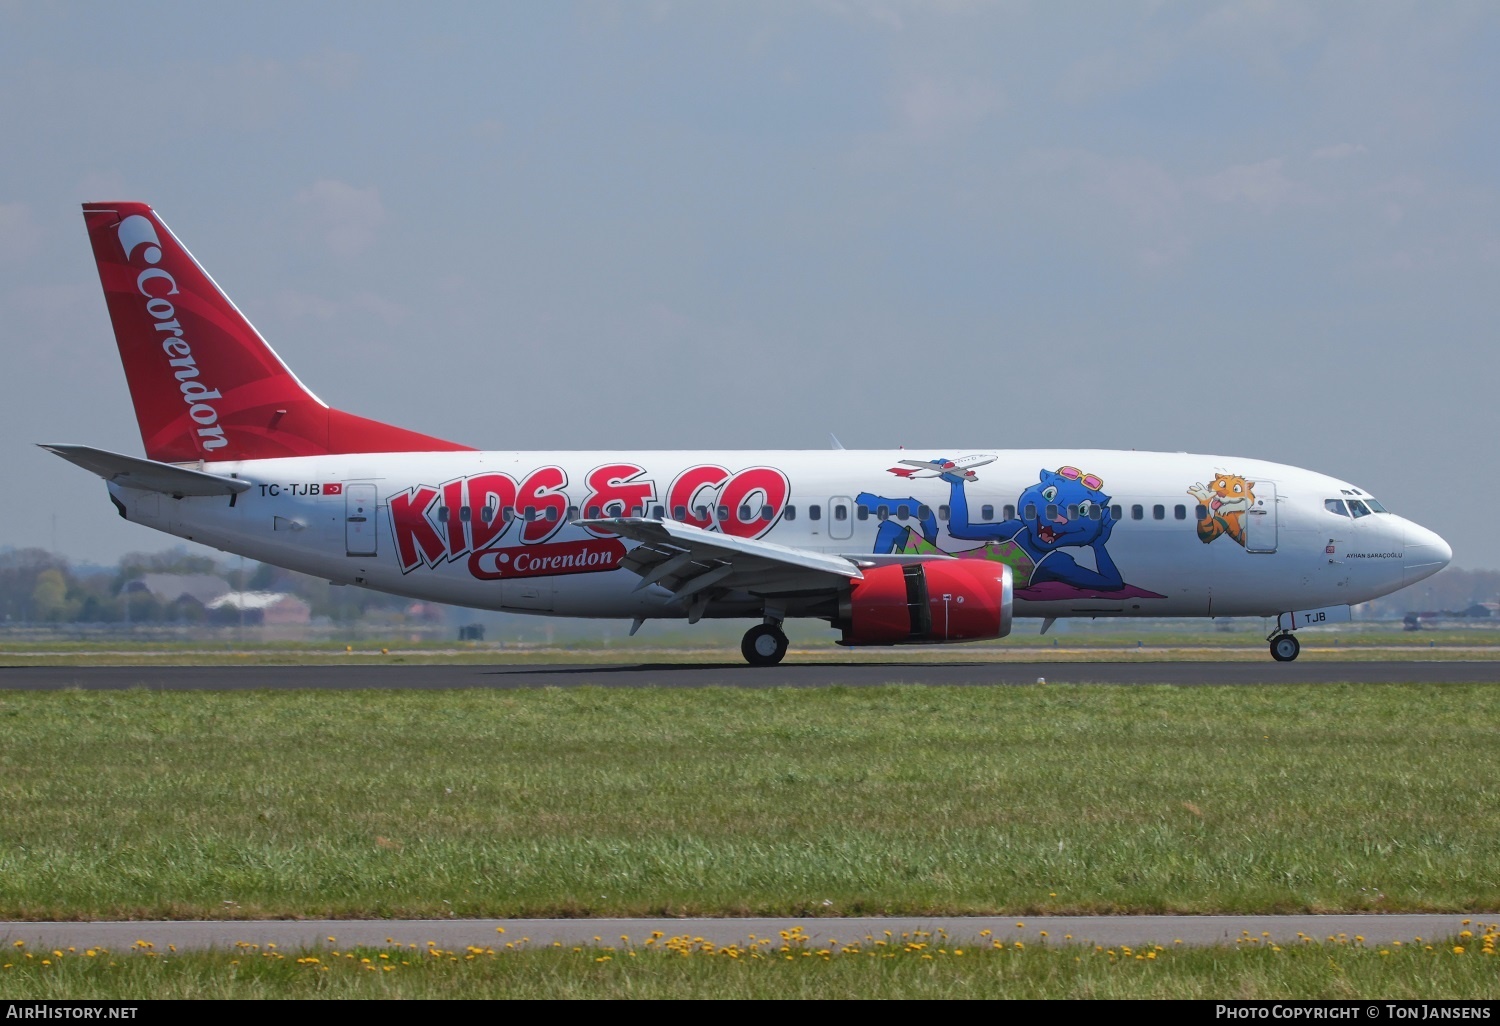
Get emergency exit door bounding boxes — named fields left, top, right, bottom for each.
left=345, top=484, right=378, bottom=557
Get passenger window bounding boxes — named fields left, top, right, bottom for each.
left=1325, top=499, right=1350, bottom=517
left=833, top=505, right=847, bottom=521
left=875, top=504, right=889, bottom=520
left=437, top=505, right=451, bottom=523
left=1067, top=504, right=1078, bottom=520
left=1091, top=505, right=1103, bottom=521
left=587, top=505, right=601, bottom=519
left=524, top=506, right=537, bottom=521
left=694, top=505, right=709, bottom=521
left=566, top=505, right=578, bottom=521
left=605, top=502, right=623, bottom=517
left=502, top=507, right=515, bottom=523
left=739, top=504, right=752, bottom=520
left=981, top=504, right=994, bottom=521
left=856, top=505, right=870, bottom=521
left=479, top=505, right=495, bottom=524
left=1174, top=504, right=1187, bottom=520
left=1110, top=505, right=1121, bottom=521
left=760, top=505, right=774, bottom=522
left=545, top=507, right=559, bottom=522
left=784, top=505, right=796, bottom=521
left=895, top=504, right=910, bottom=520
left=922, top=505, right=936, bottom=521
left=1348, top=499, right=1372, bottom=518
left=1152, top=504, right=1165, bottom=520
left=459, top=505, right=471, bottom=523
left=1195, top=505, right=1208, bottom=521
left=1024, top=503, right=1037, bottom=520
left=652, top=505, right=664, bottom=520
left=717, top=505, right=730, bottom=521
left=1003, top=505, right=1015, bottom=521
left=1046, top=503, right=1059, bottom=521
left=809, top=505, right=822, bottom=521
left=673, top=505, right=687, bottom=520
left=1132, top=504, right=1144, bottom=521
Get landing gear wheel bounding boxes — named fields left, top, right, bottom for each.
left=741, top=624, right=789, bottom=667
left=1270, top=633, right=1300, bottom=662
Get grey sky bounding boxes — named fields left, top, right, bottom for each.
left=3, top=1, right=1497, bottom=567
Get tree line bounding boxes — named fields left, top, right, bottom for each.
left=0, top=547, right=421, bottom=625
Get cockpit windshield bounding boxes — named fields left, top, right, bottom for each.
left=1327, top=495, right=1389, bottom=516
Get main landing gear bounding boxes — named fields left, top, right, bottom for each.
left=741, top=622, right=789, bottom=667
left=1268, top=631, right=1301, bottom=663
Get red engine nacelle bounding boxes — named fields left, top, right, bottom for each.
left=838, top=560, right=1013, bottom=646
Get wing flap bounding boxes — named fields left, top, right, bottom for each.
left=578, top=517, right=866, bottom=601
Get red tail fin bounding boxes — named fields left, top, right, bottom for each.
left=82, top=202, right=472, bottom=463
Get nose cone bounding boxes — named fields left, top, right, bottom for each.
left=1404, top=520, right=1453, bottom=586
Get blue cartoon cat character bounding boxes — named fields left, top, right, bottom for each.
left=858, top=464, right=1124, bottom=592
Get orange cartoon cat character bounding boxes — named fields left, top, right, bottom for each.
left=1186, top=474, right=1256, bottom=547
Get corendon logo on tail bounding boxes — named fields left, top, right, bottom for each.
left=389, top=462, right=791, bottom=578
left=115, top=215, right=229, bottom=452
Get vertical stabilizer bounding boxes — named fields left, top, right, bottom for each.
left=82, top=202, right=472, bottom=462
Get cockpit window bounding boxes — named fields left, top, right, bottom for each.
left=1348, top=499, right=1372, bottom=518
left=1365, top=498, right=1388, bottom=513
left=1325, top=499, right=1350, bottom=517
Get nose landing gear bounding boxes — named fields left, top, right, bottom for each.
left=1268, top=631, right=1301, bottom=662
left=741, top=622, right=789, bottom=666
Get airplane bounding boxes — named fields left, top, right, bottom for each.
left=890, top=455, right=996, bottom=480
left=43, top=202, right=1452, bottom=666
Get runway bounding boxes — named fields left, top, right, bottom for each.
left=0, top=915, right=1487, bottom=952
left=3, top=660, right=1500, bottom=689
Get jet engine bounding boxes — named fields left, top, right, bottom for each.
left=837, top=560, right=1012, bottom=645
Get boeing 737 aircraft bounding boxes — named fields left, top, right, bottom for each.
left=44, top=202, right=1452, bottom=664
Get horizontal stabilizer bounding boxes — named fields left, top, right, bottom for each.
left=38, top=443, right=251, bottom=497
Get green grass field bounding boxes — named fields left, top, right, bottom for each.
left=1, top=683, right=1497, bottom=921
left=3, top=927, right=1496, bottom=999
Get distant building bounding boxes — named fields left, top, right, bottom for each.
left=207, top=592, right=311, bottom=626
left=124, top=573, right=230, bottom=606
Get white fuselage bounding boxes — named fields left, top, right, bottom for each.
left=109, top=448, right=1450, bottom=627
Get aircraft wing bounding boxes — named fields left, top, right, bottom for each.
left=39, top=443, right=251, bottom=497
left=580, top=517, right=947, bottom=621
